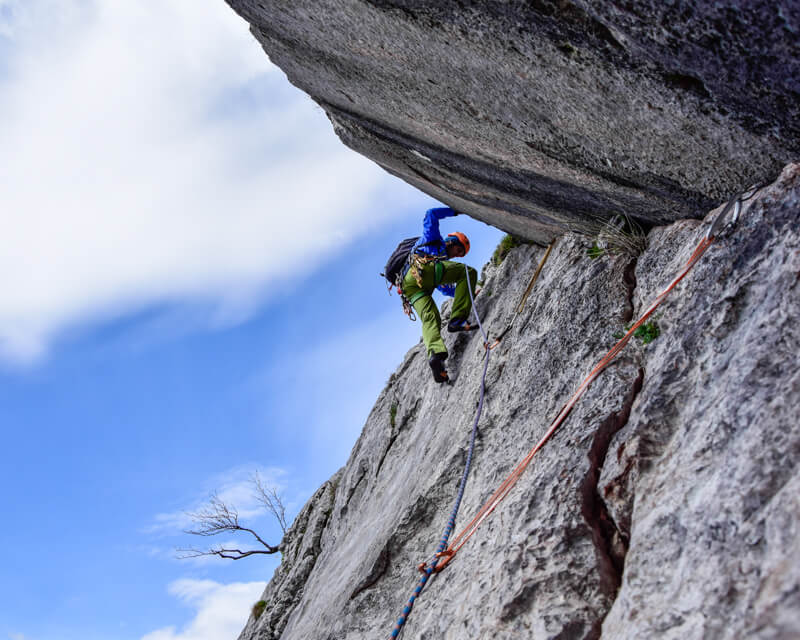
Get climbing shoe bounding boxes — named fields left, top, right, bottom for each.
left=429, top=352, right=449, bottom=384
left=447, top=317, right=479, bottom=333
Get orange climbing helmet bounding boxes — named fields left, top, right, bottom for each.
left=446, top=232, right=470, bottom=255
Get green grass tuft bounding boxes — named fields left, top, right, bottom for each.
left=634, top=322, right=660, bottom=344
left=252, top=600, right=267, bottom=620
left=587, top=243, right=605, bottom=260
left=613, top=319, right=660, bottom=344
left=598, top=213, right=647, bottom=257
left=389, top=401, right=398, bottom=428
left=492, top=235, right=524, bottom=265
left=584, top=213, right=647, bottom=260
left=558, top=41, right=577, bottom=55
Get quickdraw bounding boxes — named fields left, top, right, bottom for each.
left=400, top=292, right=417, bottom=321
left=706, top=183, right=762, bottom=241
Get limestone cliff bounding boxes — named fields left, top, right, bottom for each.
left=226, top=0, right=798, bottom=243
left=238, top=166, right=799, bottom=639
left=222, top=2, right=799, bottom=636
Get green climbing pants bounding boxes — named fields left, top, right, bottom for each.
left=402, top=260, right=478, bottom=357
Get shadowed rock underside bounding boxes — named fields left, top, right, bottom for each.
left=226, top=0, right=799, bottom=242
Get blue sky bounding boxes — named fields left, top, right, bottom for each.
left=0, top=2, right=503, bottom=640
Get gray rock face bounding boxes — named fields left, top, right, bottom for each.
left=600, top=164, right=800, bottom=639
left=226, top=0, right=798, bottom=242
left=238, top=475, right=341, bottom=639
left=238, top=167, right=799, bottom=640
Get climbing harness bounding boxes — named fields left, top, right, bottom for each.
left=407, top=252, right=446, bottom=289
left=396, top=258, right=444, bottom=323
left=384, top=240, right=449, bottom=323
left=390, top=264, right=489, bottom=639
left=386, top=186, right=760, bottom=637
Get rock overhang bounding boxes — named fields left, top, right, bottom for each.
left=227, top=0, right=798, bottom=243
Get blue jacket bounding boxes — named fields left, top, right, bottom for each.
left=412, top=207, right=457, bottom=297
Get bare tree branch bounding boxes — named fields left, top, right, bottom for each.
left=176, top=546, right=277, bottom=560
left=252, top=471, right=288, bottom=534
left=178, top=475, right=288, bottom=561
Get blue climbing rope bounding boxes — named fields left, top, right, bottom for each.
left=389, top=265, right=490, bottom=638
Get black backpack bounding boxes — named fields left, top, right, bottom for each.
left=382, top=236, right=420, bottom=287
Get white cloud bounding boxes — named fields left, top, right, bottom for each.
left=141, top=579, right=267, bottom=640
left=0, top=0, right=422, bottom=363
left=147, top=464, right=288, bottom=535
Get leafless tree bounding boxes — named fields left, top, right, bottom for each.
left=177, top=473, right=287, bottom=561
left=252, top=471, right=288, bottom=534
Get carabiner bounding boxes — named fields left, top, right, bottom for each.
left=706, top=193, right=740, bottom=241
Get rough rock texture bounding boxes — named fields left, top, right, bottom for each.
left=239, top=167, right=799, bottom=640
left=226, top=0, right=798, bottom=242
left=239, top=475, right=341, bottom=639
left=600, top=164, right=800, bottom=639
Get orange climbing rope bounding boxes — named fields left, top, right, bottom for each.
left=436, top=233, right=717, bottom=569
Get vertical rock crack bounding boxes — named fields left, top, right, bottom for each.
left=580, top=367, right=644, bottom=637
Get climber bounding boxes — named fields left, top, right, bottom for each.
left=400, top=206, right=478, bottom=384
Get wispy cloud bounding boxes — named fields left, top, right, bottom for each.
left=0, top=0, right=422, bottom=363
left=147, top=464, right=288, bottom=535
left=252, top=310, right=421, bottom=469
left=140, top=579, right=267, bottom=640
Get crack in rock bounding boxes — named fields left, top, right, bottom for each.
left=349, top=539, right=391, bottom=600
left=375, top=397, right=421, bottom=479
left=580, top=368, right=645, bottom=601
left=622, top=257, right=638, bottom=324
